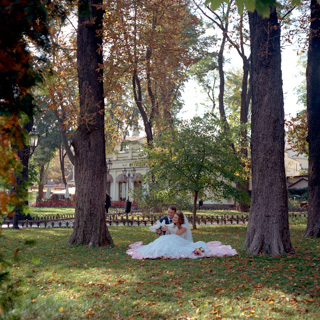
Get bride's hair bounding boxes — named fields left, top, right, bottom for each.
left=175, top=212, right=185, bottom=225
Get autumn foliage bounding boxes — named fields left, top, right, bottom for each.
left=103, top=0, right=200, bottom=143
left=0, top=116, right=24, bottom=216
left=0, top=1, right=50, bottom=216
left=286, top=110, right=308, bottom=157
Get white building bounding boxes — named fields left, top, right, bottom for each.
left=106, top=136, right=147, bottom=204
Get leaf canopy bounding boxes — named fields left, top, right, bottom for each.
left=141, top=114, right=250, bottom=204
left=205, top=0, right=300, bottom=17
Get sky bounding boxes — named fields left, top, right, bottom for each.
left=179, top=45, right=305, bottom=121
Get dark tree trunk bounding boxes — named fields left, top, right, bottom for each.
left=244, top=8, right=294, bottom=255
left=132, top=69, right=154, bottom=144
left=15, top=121, right=33, bottom=204
left=13, top=121, right=33, bottom=227
left=68, top=0, right=113, bottom=247
left=192, top=191, right=198, bottom=230
left=304, top=0, right=320, bottom=237
left=38, top=164, right=45, bottom=201
left=54, top=109, right=75, bottom=165
left=236, top=57, right=251, bottom=212
left=59, top=145, right=67, bottom=186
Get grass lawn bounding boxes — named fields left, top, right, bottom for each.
left=29, top=207, right=75, bottom=217
left=1, top=225, right=319, bottom=319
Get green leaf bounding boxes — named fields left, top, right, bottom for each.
left=241, top=0, right=256, bottom=12
left=235, top=0, right=244, bottom=15
left=205, top=0, right=225, bottom=11
left=256, top=0, right=276, bottom=17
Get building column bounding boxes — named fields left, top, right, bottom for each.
left=112, top=171, right=117, bottom=201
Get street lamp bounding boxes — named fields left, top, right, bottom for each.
left=29, top=127, right=39, bottom=156
left=12, top=127, right=39, bottom=229
left=123, top=164, right=136, bottom=218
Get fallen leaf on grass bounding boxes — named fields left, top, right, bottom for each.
left=14, top=248, right=20, bottom=259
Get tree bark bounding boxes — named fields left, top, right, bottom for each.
left=38, top=164, right=45, bottom=201
left=68, top=0, right=113, bottom=247
left=59, top=145, right=67, bottom=186
left=54, top=108, right=75, bottom=165
left=132, top=69, right=153, bottom=144
left=192, top=190, right=198, bottom=230
left=236, top=56, right=251, bottom=212
left=14, top=121, right=33, bottom=208
left=304, top=0, right=320, bottom=237
left=244, top=8, right=294, bottom=255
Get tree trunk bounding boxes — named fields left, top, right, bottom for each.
left=192, top=191, right=198, bottom=230
left=14, top=121, right=33, bottom=208
left=54, top=108, right=74, bottom=165
left=68, top=0, right=113, bottom=247
left=38, top=164, right=45, bottom=201
left=304, top=0, right=320, bottom=237
left=244, top=8, right=294, bottom=255
left=132, top=69, right=154, bottom=144
left=59, top=145, right=67, bottom=186
left=236, top=57, right=251, bottom=212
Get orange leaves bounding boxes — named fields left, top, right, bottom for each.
left=40, top=28, right=79, bottom=134
left=286, top=110, right=308, bottom=156
left=0, top=115, right=24, bottom=215
left=102, top=0, right=198, bottom=140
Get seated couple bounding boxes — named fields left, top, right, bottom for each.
left=126, top=205, right=237, bottom=260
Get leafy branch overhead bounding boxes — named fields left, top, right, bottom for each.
left=205, top=0, right=301, bottom=17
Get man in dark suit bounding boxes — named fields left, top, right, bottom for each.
left=105, top=193, right=111, bottom=214
left=156, top=205, right=176, bottom=235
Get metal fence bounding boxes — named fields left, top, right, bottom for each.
left=0, top=212, right=307, bottom=229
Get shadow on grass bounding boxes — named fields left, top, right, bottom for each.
left=1, top=225, right=319, bottom=319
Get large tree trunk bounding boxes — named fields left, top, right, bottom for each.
left=244, top=7, right=294, bottom=255
left=304, top=0, right=320, bottom=237
left=68, top=0, right=113, bottom=247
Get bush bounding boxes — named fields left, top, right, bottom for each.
left=288, top=198, right=301, bottom=210
left=133, top=183, right=193, bottom=213
left=288, top=187, right=308, bottom=200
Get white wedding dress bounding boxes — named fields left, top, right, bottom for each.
left=127, top=215, right=237, bottom=259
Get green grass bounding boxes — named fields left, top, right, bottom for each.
left=1, top=225, right=319, bottom=319
left=29, top=207, right=75, bottom=217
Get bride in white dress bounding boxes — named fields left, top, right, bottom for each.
left=126, top=212, right=237, bottom=259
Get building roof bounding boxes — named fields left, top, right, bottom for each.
left=287, top=177, right=308, bottom=189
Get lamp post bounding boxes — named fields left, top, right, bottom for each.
left=13, top=127, right=39, bottom=229
left=123, top=164, right=136, bottom=219
left=29, top=127, right=39, bottom=156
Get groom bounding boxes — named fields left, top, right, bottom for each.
left=156, top=205, right=176, bottom=235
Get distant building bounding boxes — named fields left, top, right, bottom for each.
left=106, top=137, right=309, bottom=206
left=106, top=136, right=147, bottom=204
left=106, top=135, right=234, bottom=208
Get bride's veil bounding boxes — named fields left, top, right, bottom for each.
left=182, top=213, right=193, bottom=242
